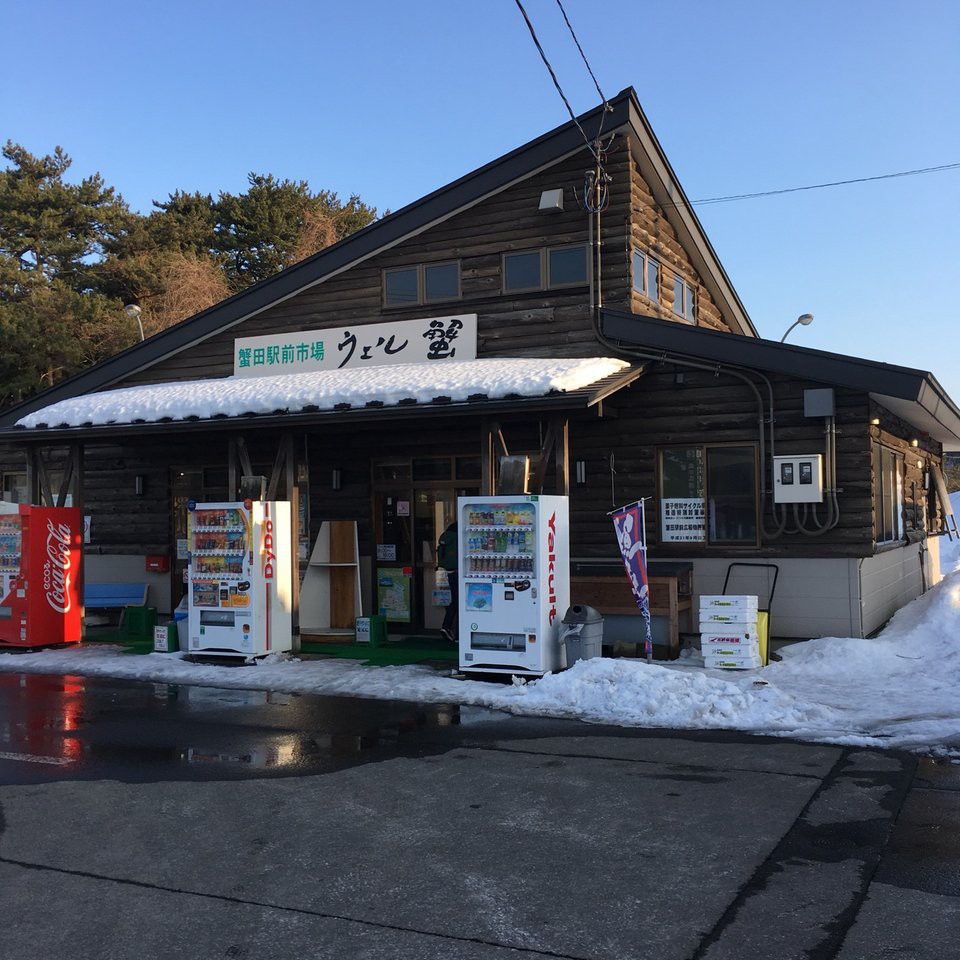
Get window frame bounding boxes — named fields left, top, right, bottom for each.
left=632, top=249, right=661, bottom=304
left=672, top=274, right=696, bottom=323
left=874, top=443, right=905, bottom=545
left=657, top=442, right=760, bottom=548
left=383, top=260, right=462, bottom=308
left=502, top=243, right=590, bottom=294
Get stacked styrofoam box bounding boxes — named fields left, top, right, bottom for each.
left=699, top=595, right=762, bottom=669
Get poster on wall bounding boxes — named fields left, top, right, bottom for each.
left=377, top=567, right=411, bottom=622
left=660, top=497, right=706, bottom=542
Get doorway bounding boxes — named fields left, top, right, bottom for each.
left=372, top=456, right=480, bottom=634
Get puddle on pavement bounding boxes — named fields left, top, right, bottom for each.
left=0, top=672, right=467, bottom=778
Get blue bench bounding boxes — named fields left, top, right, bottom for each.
left=84, top=583, right=149, bottom=623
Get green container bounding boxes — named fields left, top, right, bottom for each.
left=355, top=615, right=387, bottom=648
left=122, top=605, right=158, bottom=642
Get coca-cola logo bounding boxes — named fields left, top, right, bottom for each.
left=43, top=519, right=72, bottom=614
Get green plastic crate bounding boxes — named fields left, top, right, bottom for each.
left=122, top=605, right=158, bottom=642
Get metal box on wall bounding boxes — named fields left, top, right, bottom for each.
left=773, top=455, right=824, bottom=503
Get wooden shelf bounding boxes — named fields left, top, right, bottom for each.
left=299, top=520, right=362, bottom=639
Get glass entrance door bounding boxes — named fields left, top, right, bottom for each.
left=372, top=455, right=480, bottom=634
left=414, top=489, right=458, bottom=632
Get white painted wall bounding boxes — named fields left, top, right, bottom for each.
left=84, top=554, right=172, bottom=615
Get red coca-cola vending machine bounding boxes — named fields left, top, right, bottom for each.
left=0, top=504, right=83, bottom=648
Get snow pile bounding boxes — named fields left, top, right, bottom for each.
left=15, top=357, right=630, bottom=428
left=938, top=491, right=960, bottom=573
left=1, top=564, right=959, bottom=755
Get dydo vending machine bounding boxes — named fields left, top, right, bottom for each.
left=458, top=495, right=569, bottom=675
left=187, top=500, right=292, bottom=657
left=0, top=503, right=82, bottom=648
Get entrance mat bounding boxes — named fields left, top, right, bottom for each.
left=300, top=635, right=458, bottom=666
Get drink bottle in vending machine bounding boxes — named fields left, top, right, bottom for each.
left=0, top=503, right=82, bottom=648
left=457, top=495, right=569, bottom=675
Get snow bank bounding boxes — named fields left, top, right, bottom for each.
left=1, top=551, right=958, bottom=755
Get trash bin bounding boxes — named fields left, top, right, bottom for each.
left=173, top=596, right=189, bottom=651
left=560, top=604, right=604, bottom=667
left=355, top=615, right=387, bottom=647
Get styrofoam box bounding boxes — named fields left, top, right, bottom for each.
left=699, top=612, right=759, bottom=628
left=700, top=630, right=758, bottom=645
left=703, top=654, right=763, bottom=670
left=699, top=595, right=758, bottom=613
left=702, top=643, right=762, bottom=659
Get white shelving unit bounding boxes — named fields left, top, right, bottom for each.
left=299, top=520, right=362, bottom=641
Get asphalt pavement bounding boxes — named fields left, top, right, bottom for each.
left=0, top=673, right=957, bottom=959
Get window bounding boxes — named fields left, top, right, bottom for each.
left=503, top=245, right=588, bottom=293
left=384, top=261, right=461, bottom=307
left=659, top=445, right=758, bottom=545
left=632, top=249, right=660, bottom=303
left=2, top=472, right=27, bottom=504
left=673, top=275, right=696, bottom=322
left=874, top=444, right=904, bottom=543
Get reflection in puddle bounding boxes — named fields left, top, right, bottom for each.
left=0, top=672, right=467, bottom=777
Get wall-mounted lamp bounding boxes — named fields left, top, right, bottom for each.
left=917, top=459, right=924, bottom=469
left=869, top=418, right=881, bottom=426
left=134, top=475, right=145, bottom=496
left=332, top=468, right=342, bottom=491
left=575, top=460, right=587, bottom=486
left=674, top=371, right=685, bottom=385
left=910, top=439, right=920, bottom=448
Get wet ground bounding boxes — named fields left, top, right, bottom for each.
left=0, top=672, right=957, bottom=959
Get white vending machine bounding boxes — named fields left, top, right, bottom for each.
left=187, top=500, right=292, bottom=658
left=458, top=495, right=569, bottom=675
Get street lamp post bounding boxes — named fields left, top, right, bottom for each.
left=124, top=303, right=145, bottom=342
left=780, top=313, right=814, bottom=343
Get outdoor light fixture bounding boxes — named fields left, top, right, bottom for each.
left=124, top=303, right=145, bottom=342
left=779, top=313, right=814, bottom=343
left=911, top=439, right=920, bottom=447
left=575, top=460, right=587, bottom=486
left=332, top=468, right=342, bottom=490
left=870, top=418, right=881, bottom=426
left=134, top=475, right=145, bottom=496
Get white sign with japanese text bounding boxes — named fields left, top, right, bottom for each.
left=660, top=497, right=706, bottom=543
left=233, top=314, right=477, bottom=377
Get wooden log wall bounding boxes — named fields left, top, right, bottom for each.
left=628, top=155, right=731, bottom=333
left=868, top=399, right=943, bottom=544
left=563, top=367, right=938, bottom=560
left=111, top=142, right=635, bottom=388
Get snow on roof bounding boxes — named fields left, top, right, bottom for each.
left=15, top=357, right=631, bottom=429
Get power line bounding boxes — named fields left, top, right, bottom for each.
left=512, top=0, right=600, bottom=162
left=554, top=0, right=608, bottom=108
left=686, top=162, right=960, bottom=207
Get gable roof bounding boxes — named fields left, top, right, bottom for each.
left=0, top=87, right=756, bottom=430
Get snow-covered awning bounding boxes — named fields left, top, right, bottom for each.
left=12, top=357, right=637, bottom=434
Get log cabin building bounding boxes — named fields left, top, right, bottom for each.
left=1, top=87, right=958, bottom=646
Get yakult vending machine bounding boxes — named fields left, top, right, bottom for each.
left=0, top=503, right=82, bottom=648
left=187, top=500, right=292, bottom=657
left=458, top=495, right=569, bottom=675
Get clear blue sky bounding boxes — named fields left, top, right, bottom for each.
left=5, top=1, right=959, bottom=394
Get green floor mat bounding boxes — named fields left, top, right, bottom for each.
left=300, top=635, right=458, bottom=666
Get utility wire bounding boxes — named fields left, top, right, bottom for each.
left=555, top=0, right=608, bottom=108
left=513, top=0, right=600, bottom=162
left=684, top=162, right=960, bottom=207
